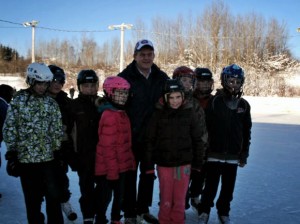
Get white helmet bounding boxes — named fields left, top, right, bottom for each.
left=26, top=62, right=53, bottom=86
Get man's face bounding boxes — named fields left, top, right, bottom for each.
left=134, top=48, right=155, bottom=71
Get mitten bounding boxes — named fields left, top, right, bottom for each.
left=5, top=151, right=20, bottom=177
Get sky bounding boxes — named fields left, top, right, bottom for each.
left=1, top=0, right=300, bottom=59
left=1, top=95, right=300, bottom=223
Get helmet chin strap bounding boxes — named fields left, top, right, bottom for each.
left=224, top=86, right=243, bottom=99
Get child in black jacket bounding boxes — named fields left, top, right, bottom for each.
left=197, top=64, right=252, bottom=224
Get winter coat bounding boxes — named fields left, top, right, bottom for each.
left=95, top=102, right=136, bottom=180
left=118, top=60, right=169, bottom=147
left=0, top=97, right=9, bottom=143
left=206, top=89, right=252, bottom=164
left=144, top=100, right=208, bottom=171
left=195, top=94, right=213, bottom=111
left=51, top=91, right=73, bottom=167
left=3, top=89, right=62, bottom=163
left=65, top=93, right=100, bottom=172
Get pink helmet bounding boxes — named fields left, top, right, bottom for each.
left=103, top=76, right=130, bottom=98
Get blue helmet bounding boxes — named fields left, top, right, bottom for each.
left=221, top=64, right=244, bottom=86
left=220, top=64, right=245, bottom=97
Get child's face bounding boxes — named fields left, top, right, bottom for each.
left=32, top=81, right=50, bottom=95
left=226, top=77, right=242, bottom=94
left=112, top=89, right=129, bottom=105
left=195, top=79, right=213, bottom=94
left=79, top=83, right=98, bottom=95
left=48, top=80, right=63, bottom=95
left=168, top=92, right=183, bottom=109
left=179, top=76, right=194, bottom=91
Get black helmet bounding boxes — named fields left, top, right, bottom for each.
left=194, top=67, right=213, bottom=80
left=48, top=65, right=66, bottom=84
left=163, top=79, right=185, bottom=103
left=194, top=67, right=214, bottom=95
left=77, top=70, right=99, bottom=87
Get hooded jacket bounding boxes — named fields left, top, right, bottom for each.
left=206, top=89, right=252, bottom=164
left=95, top=102, right=136, bottom=180
left=144, top=99, right=208, bottom=171
left=66, top=93, right=100, bottom=171
left=3, top=89, right=62, bottom=163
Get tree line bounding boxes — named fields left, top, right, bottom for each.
left=0, top=0, right=299, bottom=96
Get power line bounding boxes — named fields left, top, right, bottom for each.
left=0, top=19, right=112, bottom=33
left=1, top=18, right=300, bottom=39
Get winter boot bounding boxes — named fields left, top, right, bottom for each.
left=191, top=196, right=201, bottom=213
left=138, top=213, right=159, bottom=224
left=198, top=212, right=209, bottom=224
left=83, top=218, right=95, bottom=224
left=124, top=217, right=137, bottom=224
left=111, top=221, right=123, bottom=224
left=61, top=201, right=77, bottom=221
left=218, top=215, right=231, bottom=224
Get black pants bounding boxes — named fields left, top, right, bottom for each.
left=56, top=162, right=71, bottom=203
left=199, top=162, right=238, bottom=216
left=94, top=176, right=112, bottom=223
left=77, top=168, right=96, bottom=220
left=95, top=173, right=126, bottom=222
left=123, top=147, right=155, bottom=218
left=20, top=160, right=63, bottom=224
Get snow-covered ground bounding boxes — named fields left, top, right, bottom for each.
left=0, top=96, right=300, bottom=224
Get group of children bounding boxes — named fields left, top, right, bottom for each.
left=2, top=39, right=252, bottom=224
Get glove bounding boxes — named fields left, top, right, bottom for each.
left=5, top=151, right=20, bottom=177
left=6, top=160, right=20, bottom=177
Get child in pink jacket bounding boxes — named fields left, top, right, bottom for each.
left=94, top=76, right=136, bottom=224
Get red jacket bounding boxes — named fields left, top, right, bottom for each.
left=95, top=108, right=136, bottom=180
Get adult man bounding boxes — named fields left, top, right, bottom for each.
left=118, top=39, right=169, bottom=224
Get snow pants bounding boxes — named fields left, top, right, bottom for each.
left=20, top=160, right=63, bottom=224
left=157, top=165, right=191, bottom=224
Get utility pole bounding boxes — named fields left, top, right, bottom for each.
left=23, top=20, right=39, bottom=62
left=108, top=23, right=133, bottom=72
